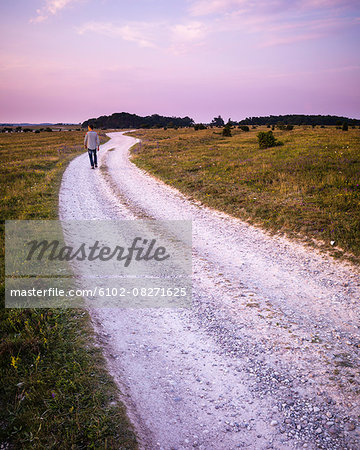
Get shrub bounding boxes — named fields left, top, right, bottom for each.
left=222, top=124, right=232, bottom=137
left=257, top=131, right=283, bottom=149
left=194, top=123, right=207, bottom=130
left=342, top=123, right=348, bottom=131
left=34, top=130, right=40, bottom=133
left=285, top=124, right=294, bottom=130
left=239, top=125, right=250, bottom=132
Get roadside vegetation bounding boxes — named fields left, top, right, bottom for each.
left=0, top=131, right=137, bottom=449
left=129, top=126, right=360, bottom=263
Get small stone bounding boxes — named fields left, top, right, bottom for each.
left=346, top=422, right=356, bottom=431
left=285, top=418, right=292, bottom=424
left=313, top=407, right=320, bottom=413
left=270, top=420, right=278, bottom=427
left=328, top=426, right=340, bottom=435
left=315, top=427, right=322, bottom=434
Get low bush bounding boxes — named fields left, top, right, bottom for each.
left=257, top=131, right=283, bottom=149
left=239, top=125, right=250, bottom=132
left=222, top=124, right=232, bottom=137
left=194, top=123, right=207, bottom=130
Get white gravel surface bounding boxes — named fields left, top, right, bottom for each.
left=60, top=132, right=360, bottom=449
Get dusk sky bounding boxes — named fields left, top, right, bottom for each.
left=1, top=0, right=359, bottom=123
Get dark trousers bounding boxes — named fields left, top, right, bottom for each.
left=88, top=149, right=97, bottom=167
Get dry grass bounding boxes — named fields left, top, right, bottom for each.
left=129, top=126, right=360, bottom=262
left=0, top=131, right=137, bottom=449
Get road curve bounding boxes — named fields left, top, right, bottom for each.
left=59, top=132, right=360, bottom=449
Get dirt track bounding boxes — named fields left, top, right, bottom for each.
left=59, top=132, right=360, bottom=449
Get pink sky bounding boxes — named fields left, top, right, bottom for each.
left=1, top=0, right=359, bottom=123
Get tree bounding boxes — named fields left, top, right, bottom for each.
left=239, top=125, right=249, bottom=132
left=211, top=115, right=225, bottom=127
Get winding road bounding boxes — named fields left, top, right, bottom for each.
left=59, top=132, right=360, bottom=449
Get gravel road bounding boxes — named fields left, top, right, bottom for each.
left=59, top=132, right=360, bottom=449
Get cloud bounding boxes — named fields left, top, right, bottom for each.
left=76, top=22, right=158, bottom=48
left=254, top=15, right=360, bottom=46
left=188, top=0, right=248, bottom=16
left=77, top=20, right=208, bottom=52
left=259, top=32, right=324, bottom=47
left=30, top=0, right=81, bottom=23
left=187, top=0, right=360, bottom=49
left=189, top=0, right=360, bottom=16
left=300, top=0, right=358, bottom=8
left=171, top=21, right=207, bottom=42
left=168, top=21, right=208, bottom=55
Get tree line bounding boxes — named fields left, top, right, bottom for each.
left=82, top=113, right=359, bottom=130
left=237, top=114, right=360, bottom=126
left=82, top=113, right=194, bottom=129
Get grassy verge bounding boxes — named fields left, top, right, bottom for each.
left=0, top=131, right=137, bottom=449
left=129, top=126, right=360, bottom=263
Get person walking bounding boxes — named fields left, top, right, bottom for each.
left=84, top=124, right=100, bottom=169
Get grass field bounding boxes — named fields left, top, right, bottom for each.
left=0, top=131, right=137, bottom=449
left=129, top=126, right=360, bottom=263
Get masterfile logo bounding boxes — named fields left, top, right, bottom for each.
left=5, top=220, right=192, bottom=308
left=25, top=237, right=170, bottom=267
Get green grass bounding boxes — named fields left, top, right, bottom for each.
left=129, top=126, right=360, bottom=262
left=0, top=131, right=137, bottom=449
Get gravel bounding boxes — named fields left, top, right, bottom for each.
left=59, top=132, right=360, bottom=449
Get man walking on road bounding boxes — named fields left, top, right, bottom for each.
left=84, top=124, right=100, bottom=169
